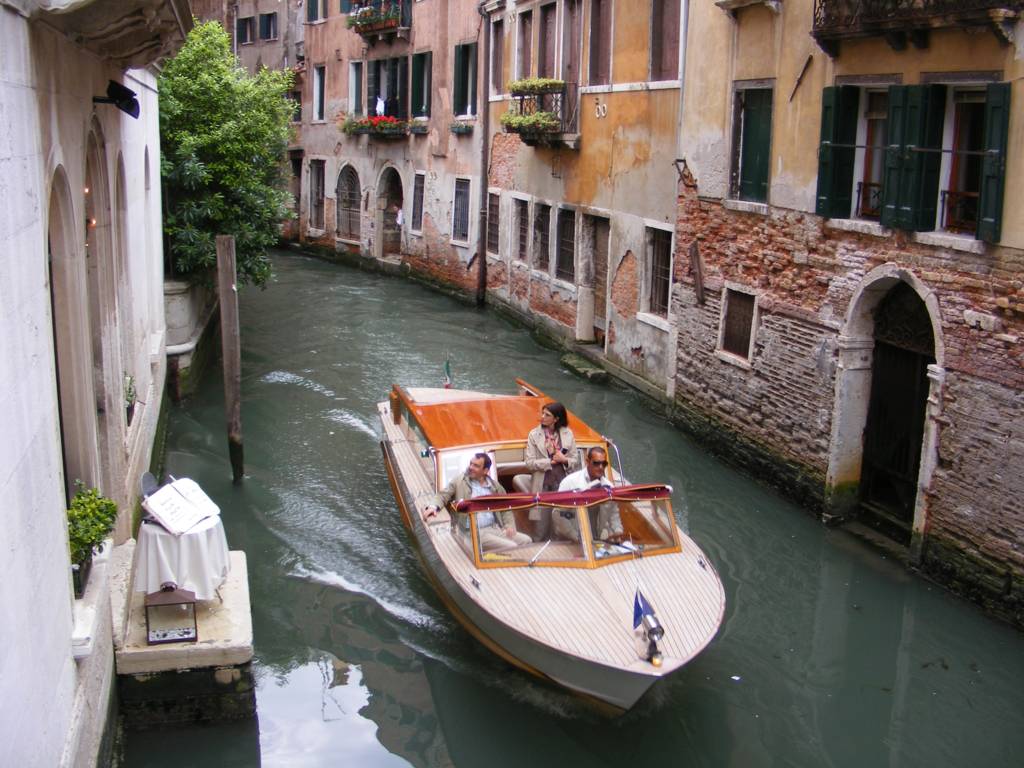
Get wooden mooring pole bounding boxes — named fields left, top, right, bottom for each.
left=216, top=235, right=244, bottom=483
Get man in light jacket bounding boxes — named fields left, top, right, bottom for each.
left=425, top=453, right=530, bottom=551
left=554, top=446, right=624, bottom=542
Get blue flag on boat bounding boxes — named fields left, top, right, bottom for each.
left=633, top=589, right=654, bottom=629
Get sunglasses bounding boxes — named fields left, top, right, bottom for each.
left=589, top=460, right=608, bottom=467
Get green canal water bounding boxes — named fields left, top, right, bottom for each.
left=121, top=252, right=1023, bottom=767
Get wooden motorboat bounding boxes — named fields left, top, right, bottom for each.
left=378, top=379, right=725, bottom=711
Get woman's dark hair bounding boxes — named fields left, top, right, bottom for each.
left=544, top=401, right=569, bottom=431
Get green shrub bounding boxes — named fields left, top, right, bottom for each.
left=67, top=483, right=118, bottom=565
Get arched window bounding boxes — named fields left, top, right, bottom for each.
left=336, top=166, right=361, bottom=240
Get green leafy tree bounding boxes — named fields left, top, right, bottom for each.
left=159, top=21, right=294, bottom=287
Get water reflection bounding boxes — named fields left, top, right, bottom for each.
left=120, top=253, right=1024, bottom=768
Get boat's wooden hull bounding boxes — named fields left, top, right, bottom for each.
left=381, top=436, right=713, bottom=711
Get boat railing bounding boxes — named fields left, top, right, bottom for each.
left=602, top=435, right=626, bottom=486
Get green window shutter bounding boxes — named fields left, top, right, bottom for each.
left=815, top=86, right=860, bottom=218
left=398, top=56, right=409, bottom=119
left=883, top=85, right=946, bottom=231
left=739, top=88, right=772, bottom=203
left=881, top=85, right=908, bottom=229
left=341, top=0, right=352, bottom=13
left=977, top=82, right=1010, bottom=243
left=910, top=84, right=946, bottom=231
left=411, top=55, right=424, bottom=117
left=453, top=45, right=466, bottom=114
left=367, top=61, right=378, bottom=111
left=468, top=43, right=478, bottom=116
left=424, top=52, right=433, bottom=117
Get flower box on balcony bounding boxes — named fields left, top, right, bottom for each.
left=450, top=121, right=474, bottom=135
left=340, top=114, right=409, bottom=137
left=507, top=77, right=565, bottom=97
left=352, top=17, right=400, bottom=34
left=500, top=110, right=560, bottom=135
left=410, top=122, right=429, bottom=135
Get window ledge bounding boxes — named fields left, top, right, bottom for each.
left=637, top=312, right=670, bottom=332
left=530, top=268, right=550, bottom=281
left=551, top=276, right=577, bottom=294
left=715, top=349, right=752, bottom=369
left=825, top=218, right=891, bottom=238
left=335, top=235, right=360, bottom=246
left=450, top=238, right=470, bottom=248
left=722, top=199, right=769, bottom=216
left=913, top=231, right=986, bottom=254
left=716, top=0, right=782, bottom=15
left=71, top=538, right=113, bottom=661
left=308, top=227, right=326, bottom=237
left=489, top=94, right=506, bottom=103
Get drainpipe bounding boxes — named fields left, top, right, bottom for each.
left=475, top=2, right=491, bottom=307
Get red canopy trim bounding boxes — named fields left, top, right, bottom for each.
left=454, top=484, right=672, bottom=514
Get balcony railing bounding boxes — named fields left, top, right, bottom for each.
left=856, top=181, right=883, bottom=220
left=348, top=0, right=411, bottom=42
left=941, top=189, right=979, bottom=234
left=501, top=81, right=580, bottom=148
left=812, top=0, right=1023, bottom=54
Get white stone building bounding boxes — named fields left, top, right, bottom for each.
left=0, top=2, right=189, bottom=765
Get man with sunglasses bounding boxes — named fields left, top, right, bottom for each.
left=553, top=447, right=624, bottom=542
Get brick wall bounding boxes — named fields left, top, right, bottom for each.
left=672, top=173, right=1024, bottom=623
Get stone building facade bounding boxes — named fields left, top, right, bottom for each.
left=0, top=2, right=189, bottom=765
left=672, top=1, right=1023, bottom=622
left=294, top=0, right=488, bottom=296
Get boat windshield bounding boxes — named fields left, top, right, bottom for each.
left=453, top=485, right=679, bottom=567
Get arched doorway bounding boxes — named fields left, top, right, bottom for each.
left=827, top=266, right=943, bottom=553
left=376, top=167, right=403, bottom=258
left=85, top=122, right=120, bottom=496
left=859, top=282, right=936, bottom=542
left=336, top=165, right=361, bottom=241
left=47, top=167, right=100, bottom=502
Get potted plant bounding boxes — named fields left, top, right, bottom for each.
left=450, top=120, right=474, bottom=135
left=507, top=77, right=565, bottom=96
left=500, top=109, right=561, bottom=135
left=124, top=373, right=137, bottom=426
left=67, top=483, right=118, bottom=598
left=409, top=121, right=429, bottom=135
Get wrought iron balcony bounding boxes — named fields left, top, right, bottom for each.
left=941, top=189, right=979, bottom=234
left=812, top=0, right=1022, bottom=56
left=501, top=81, right=580, bottom=149
left=348, top=0, right=412, bottom=44
left=856, top=181, right=883, bottom=220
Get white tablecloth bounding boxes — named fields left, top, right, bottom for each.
left=134, top=515, right=230, bottom=600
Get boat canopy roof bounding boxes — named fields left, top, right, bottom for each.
left=396, top=385, right=605, bottom=450
left=454, top=484, right=673, bottom=513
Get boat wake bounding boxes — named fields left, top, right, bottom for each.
left=325, top=408, right=379, bottom=439
left=290, top=562, right=444, bottom=632
left=261, top=370, right=338, bottom=398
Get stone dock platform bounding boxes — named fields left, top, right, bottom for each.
left=110, top=544, right=255, bottom=728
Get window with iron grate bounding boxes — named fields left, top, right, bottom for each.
left=487, top=193, right=500, bottom=254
